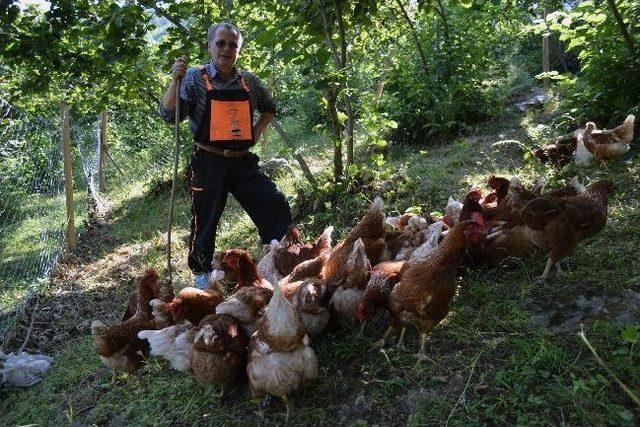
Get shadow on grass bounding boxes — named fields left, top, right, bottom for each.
left=2, top=113, right=640, bottom=426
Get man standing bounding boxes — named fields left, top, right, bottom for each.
left=160, top=23, right=291, bottom=288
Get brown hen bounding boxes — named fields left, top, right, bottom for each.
left=583, top=115, right=635, bottom=164
left=357, top=259, right=406, bottom=325
left=190, top=314, right=248, bottom=392
left=91, top=269, right=159, bottom=383
left=215, top=285, right=273, bottom=336
left=222, top=249, right=273, bottom=291
left=274, top=225, right=333, bottom=276
left=329, top=238, right=371, bottom=323
left=531, top=135, right=578, bottom=168
left=514, top=179, right=614, bottom=280
left=323, top=197, right=386, bottom=290
left=379, top=212, right=484, bottom=361
left=247, top=278, right=317, bottom=421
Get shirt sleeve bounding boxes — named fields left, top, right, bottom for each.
left=243, top=72, right=277, bottom=115
left=158, top=67, right=198, bottom=123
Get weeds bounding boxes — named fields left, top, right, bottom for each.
left=1, top=108, right=639, bottom=425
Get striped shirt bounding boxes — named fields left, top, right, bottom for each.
left=159, top=63, right=277, bottom=136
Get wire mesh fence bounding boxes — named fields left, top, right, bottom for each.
left=1, top=99, right=69, bottom=345
left=0, top=98, right=178, bottom=349
left=0, top=94, right=324, bottom=352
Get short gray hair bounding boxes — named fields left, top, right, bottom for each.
left=207, top=23, right=243, bottom=48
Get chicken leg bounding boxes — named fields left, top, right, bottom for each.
left=537, top=257, right=554, bottom=282
left=415, top=333, right=434, bottom=362
left=372, top=326, right=393, bottom=349
left=283, top=395, right=292, bottom=423
left=396, top=327, right=407, bottom=352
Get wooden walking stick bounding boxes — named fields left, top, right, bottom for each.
left=167, top=77, right=181, bottom=284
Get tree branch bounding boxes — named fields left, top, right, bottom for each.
left=149, top=3, right=192, bottom=38
left=393, top=0, right=429, bottom=75
left=319, top=0, right=341, bottom=69
left=606, top=0, right=636, bottom=60
left=434, top=0, right=451, bottom=42
left=272, top=121, right=316, bottom=186
left=579, top=325, right=640, bottom=410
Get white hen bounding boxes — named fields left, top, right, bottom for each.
left=137, top=320, right=196, bottom=372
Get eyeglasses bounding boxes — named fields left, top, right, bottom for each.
left=214, top=40, right=239, bottom=51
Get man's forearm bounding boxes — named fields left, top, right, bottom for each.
left=254, top=112, right=275, bottom=142
left=161, top=80, right=180, bottom=111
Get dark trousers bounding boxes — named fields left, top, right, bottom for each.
left=187, top=148, right=292, bottom=273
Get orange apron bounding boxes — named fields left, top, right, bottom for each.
left=195, top=66, right=254, bottom=151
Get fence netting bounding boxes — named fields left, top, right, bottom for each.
left=0, top=93, right=320, bottom=353
left=0, top=99, right=177, bottom=350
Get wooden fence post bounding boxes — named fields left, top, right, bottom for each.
left=98, top=110, right=107, bottom=193
left=60, top=102, right=76, bottom=250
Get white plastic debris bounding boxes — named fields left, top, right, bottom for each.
left=1, top=351, right=53, bottom=387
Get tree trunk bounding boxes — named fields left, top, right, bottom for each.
left=549, top=34, right=570, bottom=73
left=319, top=0, right=344, bottom=180
left=605, top=0, right=639, bottom=82
left=334, top=0, right=354, bottom=167
left=324, top=86, right=343, bottom=180
left=319, top=0, right=341, bottom=69
left=375, top=47, right=395, bottom=104
left=394, top=0, right=429, bottom=75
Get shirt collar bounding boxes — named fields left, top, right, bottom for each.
left=208, top=62, right=240, bottom=83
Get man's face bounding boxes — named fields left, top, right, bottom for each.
left=208, top=28, right=240, bottom=71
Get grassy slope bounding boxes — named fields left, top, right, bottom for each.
left=1, top=107, right=639, bottom=426
left=0, top=189, right=88, bottom=312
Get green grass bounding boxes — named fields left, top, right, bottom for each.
left=0, top=189, right=88, bottom=313
left=1, top=110, right=639, bottom=425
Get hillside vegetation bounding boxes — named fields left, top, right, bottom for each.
left=1, top=98, right=639, bottom=425
left=1, top=0, right=639, bottom=425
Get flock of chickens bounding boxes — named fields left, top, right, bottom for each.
left=532, top=114, right=636, bottom=167
left=91, top=165, right=619, bottom=418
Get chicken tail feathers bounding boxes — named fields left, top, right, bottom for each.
left=91, top=320, right=111, bottom=355
left=140, top=269, right=159, bottom=288
left=619, top=114, right=636, bottom=142
left=315, top=226, right=334, bottom=253
left=347, top=238, right=367, bottom=271
left=136, top=269, right=160, bottom=313
left=345, top=197, right=385, bottom=244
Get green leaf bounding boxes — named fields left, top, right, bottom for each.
left=575, top=1, right=595, bottom=12
left=567, top=36, right=586, bottom=51
left=585, top=13, right=607, bottom=25
left=618, top=408, right=634, bottom=422
left=254, top=27, right=277, bottom=45
left=621, top=325, right=639, bottom=343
